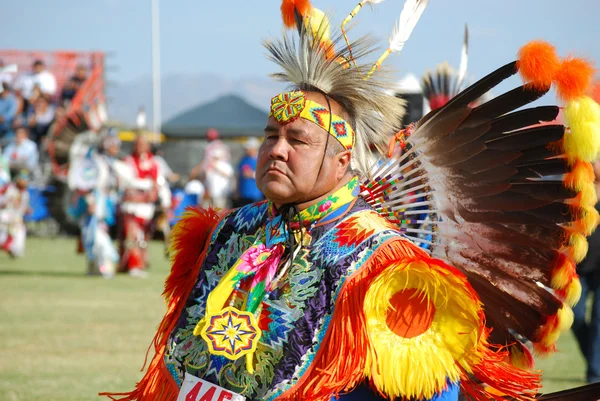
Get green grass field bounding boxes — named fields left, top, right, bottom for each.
left=0, top=237, right=589, bottom=401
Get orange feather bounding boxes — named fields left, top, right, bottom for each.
left=555, top=57, right=595, bottom=102
left=517, top=41, right=560, bottom=90
left=281, top=0, right=312, bottom=28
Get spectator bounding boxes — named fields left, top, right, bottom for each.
left=235, top=137, right=264, bottom=207
left=0, top=83, right=17, bottom=143
left=15, top=60, right=57, bottom=101
left=0, top=59, right=14, bottom=86
left=61, top=64, right=88, bottom=104
left=27, top=94, right=55, bottom=145
left=572, top=159, right=600, bottom=384
left=203, top=146, right=234, bottom=209
left=3, top=126, right=38, bottom=174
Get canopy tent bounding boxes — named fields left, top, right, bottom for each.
left=162, top=94, right=269, bottom=139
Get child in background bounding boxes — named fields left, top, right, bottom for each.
left=0, top=170, right=30, bottom=257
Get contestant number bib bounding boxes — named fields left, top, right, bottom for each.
left=177, top=372, right=246, bottom=401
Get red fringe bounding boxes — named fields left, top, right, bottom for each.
left=463, top=344, right=540, bottom=401
left=281, top=0, right=312, bottom=28
left=100, top=206, right=222, bottom=401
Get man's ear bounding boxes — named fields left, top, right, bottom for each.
left=336, top=150, right=352, bottom=180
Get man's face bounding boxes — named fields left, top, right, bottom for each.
left=134, top=138, right=150, bottom=155
left=76, top=66, right=87, bottom=80
left=256, top=91, right=350, bottom=206
left=15, top=129, right=27, bottom=144
left=107, top=143, right=120, bottom=157
left=33, top=63, right=43, bottom=74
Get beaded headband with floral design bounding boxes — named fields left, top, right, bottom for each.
left=269, top=90, right=355, bottom=151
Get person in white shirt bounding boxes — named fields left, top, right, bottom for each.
left=15, top=60, right=57, bottom=100
left=3, top=126, right=38, bottom=174
left=203, top=147, right=234, bottom=209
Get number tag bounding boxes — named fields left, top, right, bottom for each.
left=177, top=372, right=246, bottom=401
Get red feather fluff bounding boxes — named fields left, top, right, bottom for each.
left=517, top=41, right=560, bottom=90
left=281, top=0, right=312, bottom=28
left=555, top=57, right=595, bottom=102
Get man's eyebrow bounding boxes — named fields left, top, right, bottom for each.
left=286, top=127, right=310, bottom=138
left=264, top=125, right=279, bottom=133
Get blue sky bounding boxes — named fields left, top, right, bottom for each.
left=2, top=0, right=599, bottom=86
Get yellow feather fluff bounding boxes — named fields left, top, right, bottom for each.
left=557, top=306, right=575, bottom=332
left=563, top=121, right=600, bottom=163
left=539, top=306, right=574, bottom=348
left=578, top=182, right=598, bottom=208
left=564, top=96, right=600, bottom=124
left=567, top=233, right=589, bottom=263
left=578, top=206, right=600, bottom=236
left=550, top=258, right=575, bottom=290
left=562, top=278, right=582, bottom=307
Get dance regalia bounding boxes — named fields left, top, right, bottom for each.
left=104, top=1, right=600, bottom=400
left=119, top=152, right=159, bottom=272
left=0, top=180, right=29, bottom=257
left=69, top=148, right=120, bottom=276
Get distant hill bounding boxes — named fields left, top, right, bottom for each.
left=106, top=73, right=284, bottom=126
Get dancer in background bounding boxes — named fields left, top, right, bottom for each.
left=0, top=170, right=30, bottom=257
left=118, top=136, right=159, bottom=277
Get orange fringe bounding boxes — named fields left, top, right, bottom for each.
left=281, top=0, right=312, bottom=28
left=275, top=237, right=540, bottom=401
left=555, top=57, right=595, bottom=102
left=100, top=206, right=222, bottom=401
left=564, top=160, right=595, bottom=191
left=517, top=41, right=560, bottom=90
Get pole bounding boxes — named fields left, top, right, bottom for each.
left=151, top=0, right=161, bottom=143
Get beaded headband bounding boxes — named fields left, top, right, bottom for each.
left=269, top=90, right=355, bottom=151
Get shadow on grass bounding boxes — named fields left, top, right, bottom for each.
left=0, top=269, right=84, bottom=278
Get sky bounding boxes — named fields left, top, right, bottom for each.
left=2, top=0, right=600, bottom=84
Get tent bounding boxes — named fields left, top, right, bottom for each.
left=162, top=94, right=268, bottom=139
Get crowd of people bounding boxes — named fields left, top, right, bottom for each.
left=63, top=128, right=263, bottom=280
left=0, top=59, right=91, bottom=258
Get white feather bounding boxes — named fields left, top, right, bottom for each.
left=388, top=0, right=429, bottom=53
left=365, top=0, right=385, bottom=4
left=456, top=24, right=469, bottom=91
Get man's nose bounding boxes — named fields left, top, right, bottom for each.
left=269, top=138, right=289, bottom=161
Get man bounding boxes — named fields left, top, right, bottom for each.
left=572, top=159, right=600, bottom=384
left=3, top=126, right=38, bottom=174
left=15, top=60, right=57, bottom=101
left=105, top=1, right=599, bottom=401
left=235, top=137, right=264, bottom=207
left=61, top=64, right=88, bottom=104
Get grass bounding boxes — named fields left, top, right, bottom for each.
left=0, top=237, right=589, bottom=401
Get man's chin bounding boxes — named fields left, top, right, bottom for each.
left=259, top=182, right=296, bottom=205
